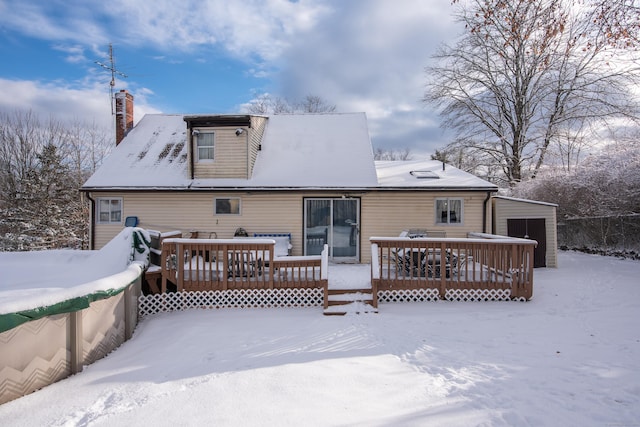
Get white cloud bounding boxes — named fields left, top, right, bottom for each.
left=99, top=0, right=331, bottom=62
left=0, top=78, right=110, bottom=125
left=0, top=78, right=159, bottom=132
left=0, top=0, right=329, bottom=62
left=274, top=0, right=461, bottom=154
left=0, top=1, right=109, bottom=44
left=52, top=44, right=87, bottom=63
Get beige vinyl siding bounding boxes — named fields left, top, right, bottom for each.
left=193, top=128, right=249, bottom=179
left=94, top=223, right=127, bottom=250
left=492, top=197, right=558, bottom=267
left=91, top=192, right=306, bottom=252
left=360, top=191, right=490, bottom=262
left=91, top=190, right=492, bottom=264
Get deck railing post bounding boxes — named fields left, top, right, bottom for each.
left=439, top=241, right=447, bottom=299
left=268, top=245, right=275, bottom=289
left=222, top=244, right=229, bottom=290
left=176, top=242, right=184, bottom=292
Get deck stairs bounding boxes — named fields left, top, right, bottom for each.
left=323, top=287, right=378, bottom=316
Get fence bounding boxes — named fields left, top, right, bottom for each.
left=558, top=214, right=640, bottom=255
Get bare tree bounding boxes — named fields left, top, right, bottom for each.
left=57, top=119, right=112, bottom=184
left=431, top=146, right=501, bottom=182
left=590, top=0, right=640, bottom=48
left=373, top=147, right=412, bottom=161
left=426, top=0, right=640, bottom=186
left=296, top=95, right=337, bottom=113
left=546, top=117, right=595, bottom=173
left=0, top=110, right=59, bottom=206
left=245, top=94, right=336, bottom=114
left=244, top=93, right=272, bottom=114
left=272, top=96, right=294, bottom=114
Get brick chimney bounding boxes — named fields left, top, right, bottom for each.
left=115, top=90, right=134, bottom=145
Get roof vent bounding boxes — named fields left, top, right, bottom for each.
left=410, top=170, right=440, bottom=179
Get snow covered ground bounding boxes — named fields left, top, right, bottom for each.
left=1, top=251, right=639, bottom=426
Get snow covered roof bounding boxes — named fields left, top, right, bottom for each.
left=191, top=113, right=378, bottom=188
left=375, top=159, right=497, bottom=190
left=492, top=195, right=558, bottom=207
left=82, top=113, right=496, bottom=191
left=83, top=114, right=190, bottom=189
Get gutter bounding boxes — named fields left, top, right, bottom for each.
left=78, top=186, right=500, bottom=193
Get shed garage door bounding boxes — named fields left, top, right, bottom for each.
left=508, top=218, right=547, bottom=268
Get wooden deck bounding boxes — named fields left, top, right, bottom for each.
left=370, top=233, right=536, bottom=301
left=140, top=234, right=535, bottom=316
left=158, top=238, right=328, bottom=293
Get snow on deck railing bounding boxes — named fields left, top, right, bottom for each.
left=321, top=244, right=329, bottom=280
left=467, top=232, right=538, bottom=244
left=371, top=243, right=380, bottom=280
left=371, top=235, right=537, bottom=246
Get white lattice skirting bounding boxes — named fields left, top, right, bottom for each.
left=378, top=289, right=441, bottom=303
left=138, top=288, right=324, bottom=317
left=445, top=288, right=512, bottom=301
left=378, top=288, right=517, bottom=303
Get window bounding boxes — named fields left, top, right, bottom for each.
left=215, top=197, right=241, bottom=215
left=435, top=198, right=462, bottom=224
left=196, top=132, right=214, bottom=161
left=97, top=198, right=122, bottom=224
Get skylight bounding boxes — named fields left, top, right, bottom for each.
left=409, top=170, right=440, bottom=179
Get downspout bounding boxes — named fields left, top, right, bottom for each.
left=482, top=191, right=492, bottom=233
left=188, top=124, right=195, bottom=180
left=86, top=192, right=96, bottom=250
left=245, top=128, right=250, bottom=179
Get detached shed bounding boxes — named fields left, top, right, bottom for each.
left=492, top=196, right=558, bottom=268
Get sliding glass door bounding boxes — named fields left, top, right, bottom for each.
left=304, top=198, right=359, bottom=262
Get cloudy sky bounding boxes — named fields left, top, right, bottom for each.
left=0, top=0, right=461, bottom=157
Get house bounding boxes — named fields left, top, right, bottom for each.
left=81, top=91, right=499, bottom=263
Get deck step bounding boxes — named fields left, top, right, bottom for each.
left=326, top=287, right=372, bottom=295
left=323, top=301, right=378, bottom=316
left=323, top=289, right=378, bottom=315
left=328, top=292, right=373, bottom=303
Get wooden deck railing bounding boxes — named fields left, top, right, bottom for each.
left=160, top=238, right=328, bottom=292
left=370, top=233, right=536, bottom=300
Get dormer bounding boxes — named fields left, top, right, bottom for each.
left=184, top=115, right=268, bottom=180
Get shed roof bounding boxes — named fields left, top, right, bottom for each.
left=492, top=195, right=558, bottom=207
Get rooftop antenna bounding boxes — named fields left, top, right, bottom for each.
left=95, top=43, right=128, bottom=115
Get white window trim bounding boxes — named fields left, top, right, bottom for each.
left=195, top=130, right=215, bottom=162
left=97, top=197, right=123, bottom=224
left=434, top=198, right=464, bottom=225
left=214, top=197, right=241, bottom=215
